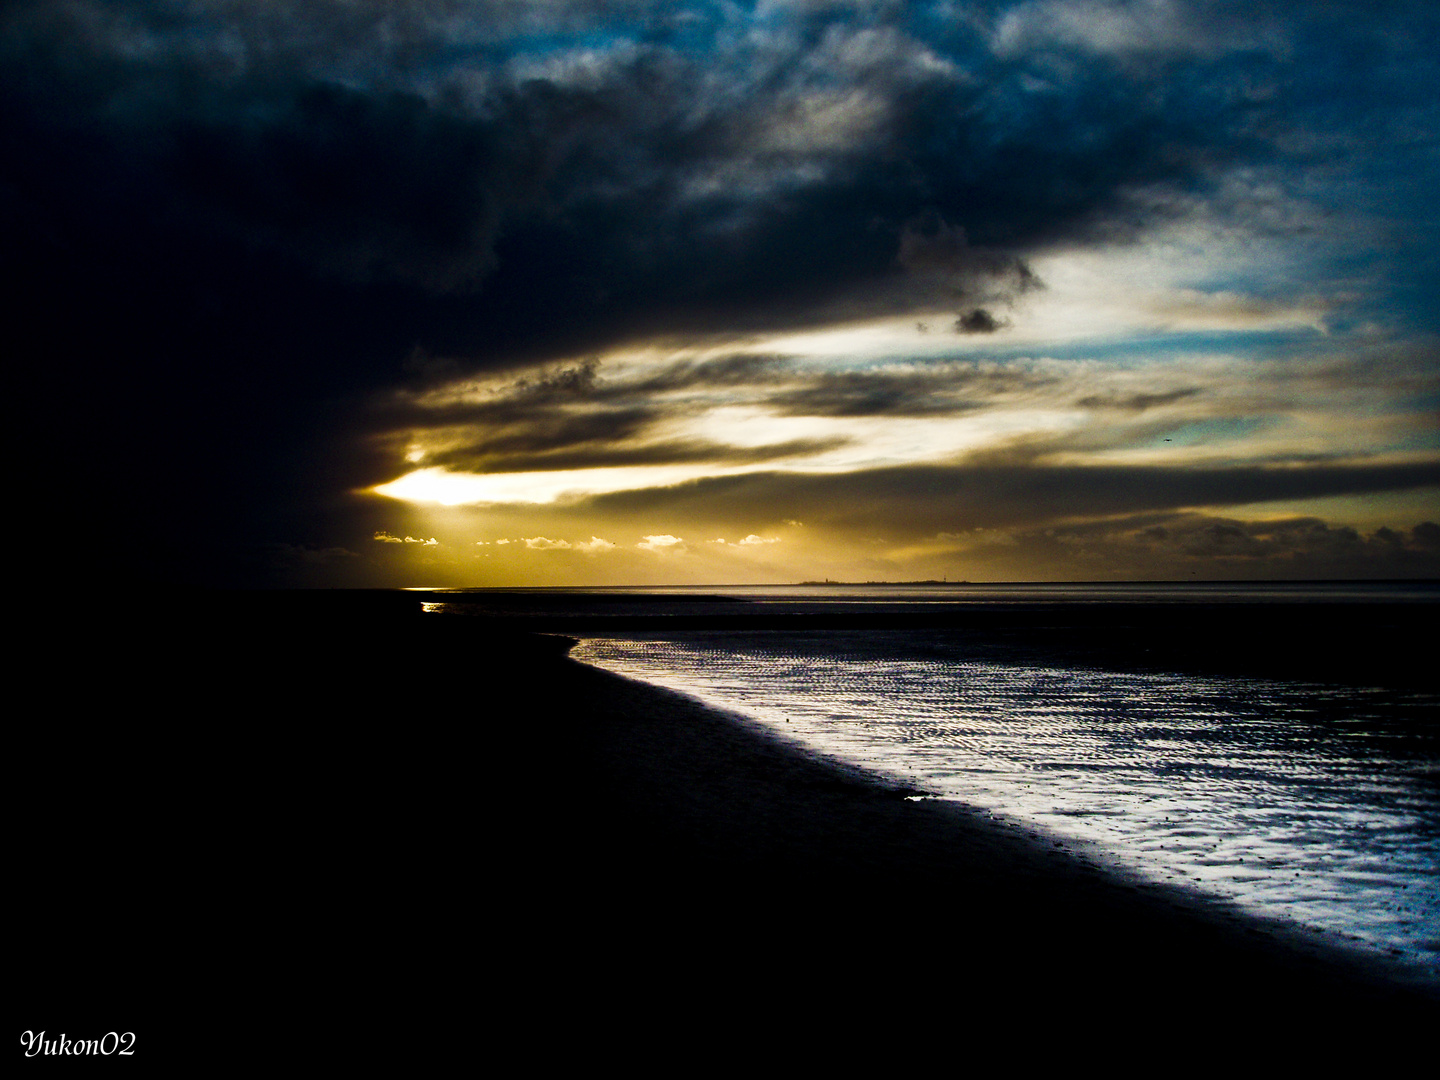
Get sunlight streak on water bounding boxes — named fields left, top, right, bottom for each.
left=573, top=631, right=1439, bottom=980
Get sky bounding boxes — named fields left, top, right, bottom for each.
left=5, top=0, right=1438, bottom=587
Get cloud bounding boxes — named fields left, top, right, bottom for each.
left=1411, top=521, right=1440, bottom=551
left=613, top=354, right=792, bottom=395
left=1025, top=513, right=1440, bottom=576
left=373, top=530, right=436, bottom=545
left=427, top=435, right=851, bottom=475
left=761, top=361, right=1056, bottom=418
left=370, top=338, right=1439, bottom=513
left=371, top=535, right=437, bottom=550
left=637, top=534, right=684, bottom=552
left=1077, top=388, right=1202, bottom=412
left=380, top=353, right=844, bottom=475
left=7, top=1, right=1438, bottom=587
left=587, top=459, right=1440, bottom=538
left=896, top=218, right=1044, bottom=303
left=992, top=0, right=1218, bottom=59
left=869, top=510, right=1440, bottom=580
left=955, top=309, right=1009, bottom=334
left=3, top=0, right=1286, bottom=367
left=738, top=534, right=780, bottom=545
left=479, top=533, right=621, bottom=554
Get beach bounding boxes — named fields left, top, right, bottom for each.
left=517, top=641, right=1438, bottom=1015
left=18, top=590, right=1436, bottom=1066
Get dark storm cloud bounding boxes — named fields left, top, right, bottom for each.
left=6, top=0, right=1436, bottom=583
left=10, top=0, right=1431, bottom=348
left=2, top=0, right=1292, bottom=363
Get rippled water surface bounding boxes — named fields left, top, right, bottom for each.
left=573, top=630, right=1439, bottom=981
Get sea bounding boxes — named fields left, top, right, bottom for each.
left=437, top=582, right=1440, bottom=986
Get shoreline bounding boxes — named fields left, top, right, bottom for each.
left=568, top=630, right=1440, bottom=984
left=17, top=594, right=1436, bottom=1065
left=431, top=591, right=1440, bottom=689
left=540, top=643, right=1438, bottom=1011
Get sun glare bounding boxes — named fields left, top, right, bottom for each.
left=371, top=463, right=765, bottom=505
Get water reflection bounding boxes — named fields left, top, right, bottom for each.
left=574, top=631, right=1439, bottom=981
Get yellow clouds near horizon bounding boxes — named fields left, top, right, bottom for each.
left=355, top=346, right=1438, bottom=585
left=354, top=224, right=1439, bottom=586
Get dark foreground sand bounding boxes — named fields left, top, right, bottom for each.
left=18, top=592, right=1435, bottom=1066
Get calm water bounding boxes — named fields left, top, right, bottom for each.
left=571, top=622, right=1439, bottom=985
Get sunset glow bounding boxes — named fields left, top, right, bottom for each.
left=9, top=0, right=1436, bottom=587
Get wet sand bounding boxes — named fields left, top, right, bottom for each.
left=17, top=592, right=1436, bottom=1066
